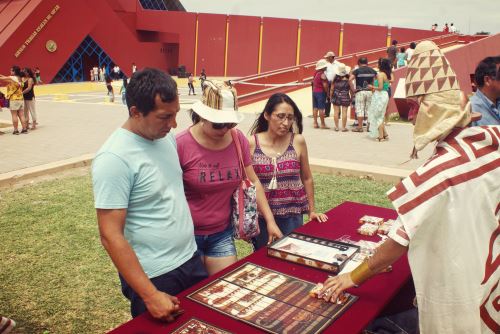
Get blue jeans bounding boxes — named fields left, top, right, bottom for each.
left=195, top=224, right=237, bottom=257
left=119, top=251, right=208, bottom=318
left=252, top=215, right=303, bottom=250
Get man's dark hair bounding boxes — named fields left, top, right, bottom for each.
left=410, top=42, right=417, bottom=49
left=474, top=56, right=500, bottom=87
left=358, top=57, right=368, bottom=65
left=392, top=40, right=398, bottom=45
left=126, top=68, right=178, bottom=116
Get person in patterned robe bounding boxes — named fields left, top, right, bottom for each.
left=320, top=41, right=499, bottom=333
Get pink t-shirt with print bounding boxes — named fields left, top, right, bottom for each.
left=176, top=128, right=251, bottom=235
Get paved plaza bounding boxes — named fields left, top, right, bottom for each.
left=0, top=82, right=433, bottom=184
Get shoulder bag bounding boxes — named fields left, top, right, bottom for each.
left=230, top=129, right=259, bottom=240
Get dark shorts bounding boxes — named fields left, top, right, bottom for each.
left=252, top=215, right=303, bottom=250
left=312, top=91, right=326, bottom=109
left=119, top=251, right=208, bottom=318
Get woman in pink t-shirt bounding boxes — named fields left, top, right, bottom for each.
left=176, top=81, right=282, bottom=275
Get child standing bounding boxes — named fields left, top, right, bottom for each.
left=396, top=47, right=407, bottom=68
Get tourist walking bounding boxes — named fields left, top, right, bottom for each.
left=120, top=77, right=128, bottom=105
left=367, top=58, right=391, bottom=141
left=176, top=80, right=282, bottom=275
left=396, top=47, right=407, bottom=68
left=22, top=67, right=37, bottom=130
left=405, top=42, right=416, bottom=62
left=387, top=40, right=398, bottom=69
left=199, top=68, right=207, bottom=90
left=34, top=67, right=43, bottom=84
left=350, top=57, right=377, bottom=132
left=105, top=74, right=114, bottom=102
left=323, top=51, right=339, bottom=118
left=188, top=73, right=195, bottom=95
left=0, top=66, right=27, bottom=134
left=249, top=93, right=327, bottom=250
left=312, top=59, right=330, bottom=129
left=330, top=63, right=352, bottom=131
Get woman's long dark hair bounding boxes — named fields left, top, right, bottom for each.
left=378, top=58, right=392, bottom=80
left=23, top=67, right=36, bottom=83
left=11, top=65, right=22, bottom=78
left=249, top=93, right=303, bottom=134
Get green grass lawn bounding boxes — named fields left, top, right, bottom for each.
left=0, top=172, right=393, bottom=333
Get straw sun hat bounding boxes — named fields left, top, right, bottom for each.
left=315, top=59, right=329, bottom=71
left=191, top=80, right=244, bottom=123
left=335, top=63, right=351, bottom=76
left=324, top=51, right=336, bottom=58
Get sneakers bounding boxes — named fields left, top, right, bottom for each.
left=21, top=128, right=28, bottom=134
left=12, top=130, right=19, bottom=135
left=0, top=316, right=16, bottom=334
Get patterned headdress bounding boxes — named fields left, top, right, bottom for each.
left=405, top=41, right=460, bottom=97
left=405, top=41, right=470, bottom=153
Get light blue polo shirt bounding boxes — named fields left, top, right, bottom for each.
left=92, top=128, right=197, bottom=278
left=470, top=89, right=500, bottom=126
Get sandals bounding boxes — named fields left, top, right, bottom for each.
left=313, top=123, right=320, bottom=129
left=341, top=128, right=349, bottom=132
left=320, top=125, right=330, bottom=129
left=351, top=128, right=363, bottom=132
left=12, top=130, right=19, bottom=135
left=334, top=127, right=339, bottom=132
left=377, top=137, right=386, bottom=142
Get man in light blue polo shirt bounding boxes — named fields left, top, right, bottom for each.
left=92, top=68, right=207, bottom=320
left=470, top=56, right=500, bottom=126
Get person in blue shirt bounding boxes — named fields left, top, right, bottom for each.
left=470, top=56, right=500, bottom=126
left=92, top=68, right=207, bottom=321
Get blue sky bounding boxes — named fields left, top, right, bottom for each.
left=181, top=0, right=499, bottom=35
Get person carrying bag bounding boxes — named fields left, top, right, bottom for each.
left=176, top=80, right=282, bottom=275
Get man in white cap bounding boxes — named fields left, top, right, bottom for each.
left=320, top=41, right=499, bottom=333
left=92, top=68, right=208, bottom=321
left=324, top=51, right=339, bottom=117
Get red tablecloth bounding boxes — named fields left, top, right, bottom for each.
left=109, top=201, right=411, bottom=334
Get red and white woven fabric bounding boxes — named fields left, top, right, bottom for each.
left=387, top=125, right=499, bottom=333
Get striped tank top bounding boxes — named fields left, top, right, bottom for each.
left=252, top=133, right=309, bottom=217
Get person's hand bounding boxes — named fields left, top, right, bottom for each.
left=320, top=273, right=355, bottom=302
left=266, top=222, right=283, bottom=245
left=309, top=212, right=328, bottom=223
left=143, top=290, right=180, bottom=322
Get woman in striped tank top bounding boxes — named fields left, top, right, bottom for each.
left=249, top=93, right=328, bottom=250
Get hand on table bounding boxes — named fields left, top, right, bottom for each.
left=267, top=222, right=283, bottom=245
left=319, top=273, right=355, bottom=303
left=143, top=290, right=180, bottom=322
left=309, top=212, right=328, bottom=223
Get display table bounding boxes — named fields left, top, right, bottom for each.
left=108, top=201, right=411, bottom=333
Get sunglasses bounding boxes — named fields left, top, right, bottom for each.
left=211, top=122, right=237, bottom=130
